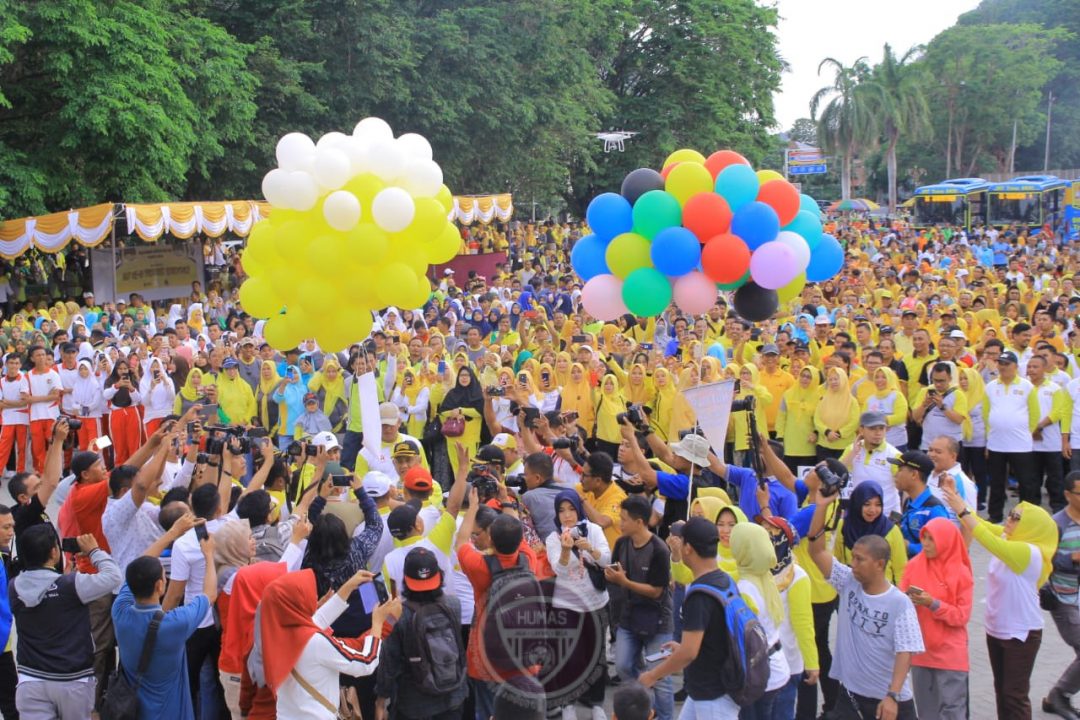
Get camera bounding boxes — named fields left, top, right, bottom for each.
left=487, top=385, right=505, bottom=397
left=816, top=460, right=850, bottom=498
left=504, top=474, right=527, bottom=493
left=66, top=417, right=83, bottom=431
left=568, top=521, right=588, bottom=540
left=616, top=403, right=649, bottom=431
left=551, top=437, right=575, bottom=450
left=731, top=394, right=756, bottom=413
left=467, top=465, right=501, bottom=502
left=196, top=452, right=211, bottom=465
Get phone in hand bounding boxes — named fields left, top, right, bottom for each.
left=331, top=474, right=352, bottom=487
left=60, top=537, right=81, bottom=554
left=889, top=511, right=903, bottom=524
left=194, top=524, right=209, bottom=541
left=906, top=585, right=924, bottom=596
left=437, top=359, right=447, bottom=374
left=644, top=648, right=672, bottom=663
left=571, top=334, right=588, bottom=344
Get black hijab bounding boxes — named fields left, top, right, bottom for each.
left=442, top=366, right=484, bottom=414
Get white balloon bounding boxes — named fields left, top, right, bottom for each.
left=367, top=139, right=407, bottom=182
left=372, top=187, right=416, bottom=232
left=776, top=230, right=811, bottom=272
left=311, top=148, right=351, bottom=190
left=288, top=171, right=320, bottom=212
left=399, top=158, right=443, bottom=197
left=261, top=169, right=293, bottom=208
left=276, top=132, right=316, bottom=172
left=338, top=136, right=371, bottom=176
left=323, top=190, right=362, bottom=232
left=316, top=131, right=349, bottom=150
left=395, top=133, right=433, bottom=163
left=352, top=117, right=394, bottom=143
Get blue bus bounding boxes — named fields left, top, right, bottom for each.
left=912, top=178, right=989, bottom=230
left=987, top=175, right=1068, bottom=229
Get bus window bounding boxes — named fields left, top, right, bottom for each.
left=989, top=193, right=1039, bottom=226
left=915, top=196, right=964, bottom=226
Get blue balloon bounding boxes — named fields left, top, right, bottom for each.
left=714, top=164, right=759, bottom=211
left=783, top=210, right=824, bottom=250
left=651, top=227, right=701, bottom=277
left=586, top=192, right=633, bottom=242
left=798, top=193, right=823, bottom=219
left=570, top=234, right=610, bottom=281
left=805, top=233, right=844, bottom=282
left=730, top=201, right=780, bottom=251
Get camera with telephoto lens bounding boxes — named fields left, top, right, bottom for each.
left=203, top=424, right=244, bottom=455
left=504, top=474, right=527, bottom=493
left=487, top=385, right=506, bottom=397
left=467, top=464, right=501, bottom=502
left=816, top=460, right=850, bottom=498
left=616, top=403, right=649, bottom=431
left=730, top=394, right=756, bottom=413
left=551, top=437, right=575, bottom=450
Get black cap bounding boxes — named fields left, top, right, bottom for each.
left=879, top=325, right=894, bottom=334
left=680, top=517, right=719, bottom=557
left=70, top=451, right=101, bottom=480
left=998, top=351, right=1019, bottom=364
left=901, top=310, right=917, bottom=318
left=887, top=450, right=934, bottom=478
left=474, top=445, right=506, bottom=466
left=793, top=340, right=810, bottom=352
left=403, top=547, right=443, bottom=591
left=387, top=503, right=421, bottom=540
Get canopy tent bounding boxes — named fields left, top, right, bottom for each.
left=125, top=201, right=269, bottom=241
left=0, top=203, right=114, bottom=260
left=451, top=194, right=513, bottom=225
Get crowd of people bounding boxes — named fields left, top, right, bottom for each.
left=0, top=216, right=1078, bottom=720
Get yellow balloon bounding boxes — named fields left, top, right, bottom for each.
left=405, top=277, right=433, bottom=308
left=345, top=223, right=389, bottom=266
left=428, top=223, right=462, bottom=264
left=267, top=208, right=302, bottom=230
left=375, top=263, right=418, bottom=308
left=776, top=273, right=807, bottom=303
left=663, top=148, right=706, bottom=168
left=307, top=233, right=345, bottom=272
left=435, top=185, right=454, bottom=214
left=756, top=169, right=784, bottom=184
left=605, top=232, right=652, bottom=279
left=297, top=278, right=338, bottom=313
left=269, top=266, right=299, bottom=303
left=664, top=162, right=714, bottom=206
left=343, top=265, right=379, bottom=307
left=344, top=173, right=385, bottom=209
left=406, top=197, right=447, bottom=243
left=238, top=277, right=281, bottom=318
left=263, top=316, right=304, bottom=351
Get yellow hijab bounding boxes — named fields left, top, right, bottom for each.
left=626, top=363, right=652, bottom=405
left=784, top=367, right=821, bottom=416
left=311, top=360, right=346, bottom=414
left=819, top=367, right=854, bottom=428
left=179, top=368, right=205, bottom=402
left=871, top=367, right=900, bottom=398
left=561, top=363, right=596, bottom=431
left=554, top=352, right=573, bottom=388
left=731, top=522, right=784, bottom=624
left=258, top=360, right=281, bottom=396
left=598, top=373, right=626, bottom=417
left=1009, top=502, right=1058, bottom=586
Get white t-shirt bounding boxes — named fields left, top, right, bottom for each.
left=169, top=517, right=228, bottom=628
left=0, top=373, right=29, bottom=426
left=738, top=579, right=790, bottom=693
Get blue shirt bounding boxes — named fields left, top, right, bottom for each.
left=727, top=465, right=798, bottom=521
left=655, top=471, right=690, bottom=501
left=899, top=487, right=950, bottom=556
left=992, top=241, right=1010, bottom=265
left=112, top=583, right=209, bottom=720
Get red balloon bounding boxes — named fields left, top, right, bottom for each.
left=660, top=162, right=680, bottom=180
left=756, top=179, right=801, bottom=225
left=682, top=192, right=733, bottom=242
left=704, top=150, right=751, bottom=179
left=701, top=233, right=751, bottom=284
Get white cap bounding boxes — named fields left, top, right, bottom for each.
left=362, top=471, right=392, bottom=497
left=311, top=431, right=340, bottom=451
left=443, top=269, right=455, bottom=276
left=814, top=315, right=832, bottom=326
left=949, top=329, right=967, bottom=340
left=379, top=402, right=401, bottom=425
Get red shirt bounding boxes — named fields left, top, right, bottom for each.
left=68, top=480, right=110, bottom=574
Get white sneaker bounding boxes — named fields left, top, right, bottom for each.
left=561, top=705, right=577, bottom=720
left=591, top=707, right=607, bottom=720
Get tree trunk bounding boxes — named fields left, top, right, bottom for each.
left=887, top=134, right=899, bottom=214
left=841, top=153, right=852, bottom=200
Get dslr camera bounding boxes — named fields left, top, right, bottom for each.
left=203, top=425, right=245, bottom=455
left=616, top=403, right=650, bottom=432
left=816, top=460, right=850, bottom=498
left=467, top=464, right=502, bottom=502
left=730, top=393, right=756, bottom=413
left=487, top=385, right=506, bottom=397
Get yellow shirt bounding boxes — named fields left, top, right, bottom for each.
left=759, top=368, right=795, bottom=431
left=577, top=480, right=627, bottom=549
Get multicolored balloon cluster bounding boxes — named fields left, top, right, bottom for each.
left=238, top=118, right=461, bottom=350
left=573, top=148, right=844, bottom=322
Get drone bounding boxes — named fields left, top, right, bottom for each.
left=595, top=130, right=638, bottom=153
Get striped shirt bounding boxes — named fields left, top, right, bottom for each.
left=1051, top=509, right=1080, bottom=606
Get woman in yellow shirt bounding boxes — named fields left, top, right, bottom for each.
left=777, top=366, right=821, bottom=471
left=863, top=367, right=909, bottom=450
left=594, top=373, right=626, bottom=456
left=814, top=367, right=859, bottom=460
left=438, top=366, right=485, bottom=477
left=560, top=363, right=596, bottom=436
left=649, top=367, right=678, bottom=442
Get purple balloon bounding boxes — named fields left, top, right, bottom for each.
left=749, top=241, right=798, bottom=289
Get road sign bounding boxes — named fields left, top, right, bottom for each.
left=789, top=163, right=827, bottom=175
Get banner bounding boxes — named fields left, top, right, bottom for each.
left=682, top=380, right=735, bottom=458
left=90, top=244, right=204, bottom=303
left=358, top=372, right=382, bottom=457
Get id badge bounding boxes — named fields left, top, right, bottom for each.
left=80, top=406, right=89, bottom=417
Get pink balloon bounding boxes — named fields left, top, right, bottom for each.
left=673, top=271, right=717, bottom=315
left=749, top=241, right=798, bottom=289
left=582, top=274, right=629, bottom=321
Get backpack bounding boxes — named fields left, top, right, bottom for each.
left=402, top=596, right=466, bottom=695
left=480, top=554, right=547, bottom=679
left=685, top=578, right=771, bottom=707
left=101, top=610, right=163, bottom=720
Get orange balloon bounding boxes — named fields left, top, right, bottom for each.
left=660, top=162, right=680, bottom=181
left=701, top=233, right=751, bottom=284
left=682, top=192, right=732, bottom=242
left=704, top=150, right=751, bottom=179
left=757, top=179, right=801, bottom=226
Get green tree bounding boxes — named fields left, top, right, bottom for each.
left=811, top=57, right=877, bottom=200
left=787, top=118, right=818, bottom=145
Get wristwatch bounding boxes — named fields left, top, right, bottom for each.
left=886, top=691, right=901, bottom=703
left=958, top=508, right=971, bottom=519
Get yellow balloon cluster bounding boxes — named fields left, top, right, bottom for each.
left=239, top=119, right=462, bottom=351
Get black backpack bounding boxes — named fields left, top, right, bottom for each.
left=101, top=610, right=163, bottom=720
left=402, top=596, right=466, bottom=695
left=480, top=554, right=547, bottom=679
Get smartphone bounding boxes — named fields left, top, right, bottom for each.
left=640, top=343, right=652, bottom=351
left=644, top=649, right=672, bottom=663
left=571, top=334, right=588, bottom=344
left=194, top=524, right=209, bottom=541
left=889, top=511, right=903, bottom=525
left=359, top=581, right=380, bottom=614
left=562, top=411, right=579, bottom=423
left=906, top=585, right=924, bottom=596
left=437, top=359, right=447, bottom=374
left=331, top=474, right=352, bottom=487
left=286, top=367, right=296, bottom=380
left=60, top=537, right=81, bottom=554
left=93, top=435, right=112, bottom=450
left=605, top=562, right=622, bottom=571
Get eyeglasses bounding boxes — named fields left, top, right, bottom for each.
left=1007, top=511, right=1022, bottom=523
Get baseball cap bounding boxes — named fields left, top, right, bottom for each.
left=998, top=351, right=1018, bottom=364
left=223, top=357, right=239, bottom=369
left=402, top=466, right=434, bottom=492
left=888, top=450, right=934, bottom=477
left=814, top=316, right=832, bottom=326
left=491, top=433, right=517, bottom=450
left=362, top=471, right=392, bottom=498
left=901, top=309, right=917, bottom=318
left=310, top=431, right=340, bottom=451
left=859, top=410, right=887, bottom=428
left=761, top=344, right=779, bottom=356
left=793, top=340, right=810, bottom=352
left=387, top=503, right=421, bottom=540
left=304, top=392, right=318, bottom=404
left=878, top=325, right=894, bottom=335
left=680, top=517, right=719, bottom=557
left=474, top=444, right=506, bottom=466
left=379, top=402, right=401, bottom=425
left=71, top=451, right=101, bottom=480
left=443, top=268, right=455, bottom=276
left=391, top=439, right=421, bottom=458
left=403, top=547, right=442, bottom=591
left=949, top=329, right=967, bottom=340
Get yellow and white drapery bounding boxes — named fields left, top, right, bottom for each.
left=450, top=194, right=513, bottom=225
left=125, top=201, right=269, bottom=242
left=0, top=203, right=115, bottom=260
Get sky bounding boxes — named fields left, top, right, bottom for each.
left=771, top=0, right=983, bottom=131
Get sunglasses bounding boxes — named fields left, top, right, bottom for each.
left=1007, top=511, right=1022, bottom=523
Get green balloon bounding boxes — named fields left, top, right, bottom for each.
left=622, top=268, right=672, bottom=316
left=716, top=270, right=750, bottom=291
left=631, top=190, right=682, bottom=239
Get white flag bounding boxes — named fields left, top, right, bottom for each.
left=682, top=380, right=736, bottom=458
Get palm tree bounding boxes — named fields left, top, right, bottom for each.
left=811, top=57, right=877, bottom=200
left=865, top=44, right=932, bottom=213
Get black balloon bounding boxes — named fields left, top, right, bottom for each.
left=620, top=168, right=666, bottom=205
left=733, top=282, right=779, bottom=322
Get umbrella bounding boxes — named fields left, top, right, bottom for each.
left=828, top=198, right=879, bottom=212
